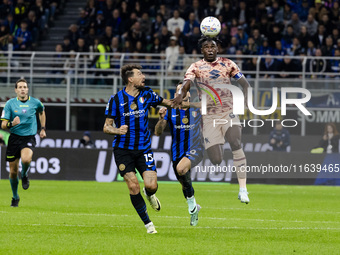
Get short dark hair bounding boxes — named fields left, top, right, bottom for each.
left=121, top=64, right=142, bottom=84
left=198, top=36, right=221, bottom=48
left=15, top=78, right=28, bottom=88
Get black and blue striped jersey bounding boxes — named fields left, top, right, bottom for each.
left=105, top=86, right=163, bottom=150
left=164, top=107, right=203, bottom=162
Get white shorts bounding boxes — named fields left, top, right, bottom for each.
left=202, top=111, right=241, bottom=149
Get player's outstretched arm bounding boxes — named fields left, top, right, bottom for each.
left=154, top=107, right=167, bottom=136
left=103, top=118, right=128, bottom=135
left=171, top=80, right=191, bottom=108
left=236, top=76, right=251, bottom=107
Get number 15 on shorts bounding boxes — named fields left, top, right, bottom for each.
left=144, top=153, right=154, bottom=163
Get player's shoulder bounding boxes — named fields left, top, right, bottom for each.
left=29, top=96, right=44, bottom=105
left=29, top=96, right=40, bottom=102
left=110, top=90, right=123, bottom=101
left=141, top=86, right=153, bottom=93
left=219, top=57, right=235, bottom=64
left=6, top=97, right=16, bottom=104
left=192, top=59, right=205, bottom=66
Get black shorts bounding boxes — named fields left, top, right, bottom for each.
left=113, top=147, right=157, bottom=177
left=6, top=134, right=36, bottom=162
left=172, top=146, right=203, bottom=174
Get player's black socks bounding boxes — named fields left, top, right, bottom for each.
left=130, top=193, right=151, bottom=225
left=176, top=171, right=195, bottom=198
left=144, top=184, right=158, bottom=196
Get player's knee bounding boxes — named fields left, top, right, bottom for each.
left=210, top=155, right=222, bottom=165
left=230, top=140, right=241, bottom=151
left=21, top=158, right=31, bottom=165
left=9, top=172, right=18, bottom=179
left=176, top=166, right=188, bottom=176
left=145, top=182, right=158, bottom=193
left=127, top=182, right=140, bottom=195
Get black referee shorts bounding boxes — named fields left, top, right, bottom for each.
left=6, top=134, right=36, bottom=162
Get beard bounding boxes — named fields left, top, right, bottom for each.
left=134, top=84, right=144, bottom=90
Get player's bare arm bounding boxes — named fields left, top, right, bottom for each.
left=103, top=118, right=128, bottom=135
left=160, top=98, right=189, bottom=109
left=1, top=116, right=20, bottom=130
left=154, top=107, right=167, bottom=136
left=171, top=80, right=191, bottom=108
left=236, top=76, right=251, bottom=107
left=39, top=111, right=46, bottom=138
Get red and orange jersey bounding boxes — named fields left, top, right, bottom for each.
left=184, top=57, right=242, bottom=114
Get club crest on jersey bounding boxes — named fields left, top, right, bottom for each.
left=130, top=102, right=137, bottom=110
left=139, top=97, right=145, bottom=103
left=192, top=111, right=198, bottom=118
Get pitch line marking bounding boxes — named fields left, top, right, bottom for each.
left=0, top=211, right=339, bottom=225
left=5, top=222, right=340, bottom=231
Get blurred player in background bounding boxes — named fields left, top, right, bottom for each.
left=155, top=83, right=203, bottom=226
left=1, top=78, right=46, bottom=207
left=103, top=64, right=176, bottom=234
left=172, top=36, right=251, bottom=204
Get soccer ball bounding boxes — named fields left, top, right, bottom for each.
left=200, top=16, right=221, bottom=37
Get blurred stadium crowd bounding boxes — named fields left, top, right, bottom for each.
left=1, top=0, right=340, bottom=77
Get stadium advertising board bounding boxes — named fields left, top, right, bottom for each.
left=0, top=132, right=338, bottom=184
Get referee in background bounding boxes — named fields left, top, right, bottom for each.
left=1, top=78, right=46, bottom=207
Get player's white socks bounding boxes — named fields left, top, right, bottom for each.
left=187, top=196, right=197, bottom=214
left=239, top=187, right=247, bottom=193
left=232, top=149, right=247, bottom=179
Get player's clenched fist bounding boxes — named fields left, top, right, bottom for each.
left=118, top=125, right=128, bottom=135
left=12, top=116, right=20, bottom=126
left=158, top=107, right=167, bottom=119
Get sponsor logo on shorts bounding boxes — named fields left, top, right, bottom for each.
left=229, top=113, right=235, bottom=118
left=27, top=143, right=32, bottom=146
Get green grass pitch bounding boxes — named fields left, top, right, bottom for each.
left=0, top=180, right=339, bottom=255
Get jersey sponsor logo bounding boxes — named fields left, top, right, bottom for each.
left=174, top=124, right=195, bottom=130
left=20, top=105, right=29, bottom=107
left=199, top=65, right=211, bottom=70
left=122, top=109, right=145, bottom=117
